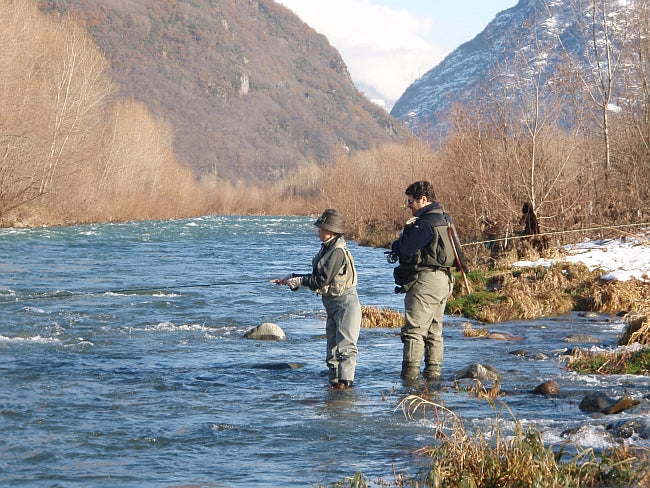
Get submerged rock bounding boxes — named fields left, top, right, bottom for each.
left=579, top=391, right=614, bottom=412
left=607, top=419, right=650, bottom=439
left=578, top=312, right=601, bottom=319
left=487, top=332, right=524, bottom=340
left=454, top=363, right=500, bottom=381
left=564, top=334, right=602, bottom=344
left=601, top=395, right=641, bottom=415
left=509, top=349, right=529, bottom=356
left=532, top=380, right=560, bottom=396
left=252, top=362, right=303, bottom=370
left=243, top=322, right=286, bottom=340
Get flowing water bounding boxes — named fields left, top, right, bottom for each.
left=1, top=215, right=648, bottom=487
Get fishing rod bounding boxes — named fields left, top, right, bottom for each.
left=0, top=279, right=267, bottom=304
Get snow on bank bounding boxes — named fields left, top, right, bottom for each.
left=513, top=236, right=650, bottom=283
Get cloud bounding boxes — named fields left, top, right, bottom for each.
left=275, top=0, right=446, bottom=105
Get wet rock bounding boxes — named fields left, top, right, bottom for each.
left=243, top=322, right=286, bottom=340
left=252, top=362, right=303, bottom=370
left=487, top=332, right=524, bottom=340
left=509, top=349, right=529, bottom=356
left=564, top=334, right=602, bottom=344
left=601, top=395, right=641, bottom=415
left=561, top=426, right=581, bottom=438
left=578, top=312, right=600, bottom=319
left=607, top=419, right=650, bottom=439
left=532, top=352, right=550, bottom=360
left=532, top=380, right=559, bottom=396
left=579, top=391, right=614, bottom=412
left=454, top=363, right=500, bottom=381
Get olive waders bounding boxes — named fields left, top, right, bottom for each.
left=401, top=269, right=453, bottom=381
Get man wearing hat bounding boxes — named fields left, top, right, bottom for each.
left=276, top=209, right=361, bottom=389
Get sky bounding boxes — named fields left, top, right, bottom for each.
left=275, top=0, right=518, bottom=108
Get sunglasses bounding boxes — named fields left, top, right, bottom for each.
left=406, top=198, right=415, bottom=205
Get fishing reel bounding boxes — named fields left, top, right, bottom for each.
left=384, top=251, right=398, bottom=264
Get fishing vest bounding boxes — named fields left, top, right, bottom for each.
left=394, top=207, right=464, bottom=287
left=416, top=207, right=458, bottom=269
left=313, top=237, right=357, bottom=297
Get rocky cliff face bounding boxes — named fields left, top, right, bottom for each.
left=390, top=0, right=639, bottom=135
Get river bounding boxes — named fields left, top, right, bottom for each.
left=1, top=215, right=648, bottom=487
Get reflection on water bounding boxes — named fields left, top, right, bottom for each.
left=0, top=216, right=648, bottom=487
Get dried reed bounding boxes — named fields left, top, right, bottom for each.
left=361, top=306, right=404, bottom=329
left=620, top=311, right=650, bottom=346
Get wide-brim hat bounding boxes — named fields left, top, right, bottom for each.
left=314, top=209, right=345, bottom=234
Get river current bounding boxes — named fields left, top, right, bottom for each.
left=1, top=215, right=648, bottom=487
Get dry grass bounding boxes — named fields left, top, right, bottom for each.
left=619, top=310, right=650, bottom=346
left=471, top=264, right=583, bottom=323
left=585, top=279, right=650, bottom=314
left=393, top=395, right=650, bottom=488
left=462, top=323, right=490, bottom=338
left=563, top=346, right=650, bottom=375
left=361, top=306, right=404, bottom=329
left=459, top=261, right=650, bottom=324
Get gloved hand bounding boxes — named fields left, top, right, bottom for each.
left=285, top=276, right=302, bottom=291
left=276, top=275, right=302, bottom=291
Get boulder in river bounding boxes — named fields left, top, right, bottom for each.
left=579, top=391, right=614, bottom=413
left=601, top=395, right=641, bottom=415
left=244, top=322, right=286, bottom=340
left=532, top=380, right=560, bottom=396
left=454, top=363, right=500, bottom=381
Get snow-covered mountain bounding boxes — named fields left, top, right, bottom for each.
left=390, top=0, right=640, bottom=133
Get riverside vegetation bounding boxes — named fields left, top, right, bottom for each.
left=3, top=1, right=650, bottom=486
left=2, top=0, right=650, bottom=235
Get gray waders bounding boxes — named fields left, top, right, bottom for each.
left=322, top=288, right=361, bottom=384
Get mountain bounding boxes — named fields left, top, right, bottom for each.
left=390, top=0, right=639, bottom=133
left=38, top=0, right=407, bottom=182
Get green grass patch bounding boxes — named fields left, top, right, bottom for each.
left=446, top=290, right=505, bottom=321
left=565, top=348, right=650, bottom=375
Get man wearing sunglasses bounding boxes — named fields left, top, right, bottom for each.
left=390, top=180, right=462, bottom=383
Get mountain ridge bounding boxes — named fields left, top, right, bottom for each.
left=390, top=0, right=639, bottom=133
left=38, top=0, right=407, bottom=182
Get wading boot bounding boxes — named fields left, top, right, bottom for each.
left=400, top=361, right=421, bottom=382
left=332, top=380, right=353, bottom=389
left=423, top=368, right=441, bottom=381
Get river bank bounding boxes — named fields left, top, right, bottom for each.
left=446, top=235, right=650, bottom=324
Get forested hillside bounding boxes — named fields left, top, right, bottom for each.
left=38, top=0, right=406, bottom=182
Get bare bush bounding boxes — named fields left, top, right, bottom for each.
left=1, top=0, right=209, bottom=225
left=321, top=138, right=441, bottom=246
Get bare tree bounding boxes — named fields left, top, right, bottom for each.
left=39, top=18, right=112, bottom=195
left=560, top=0, right=634, bottom=173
